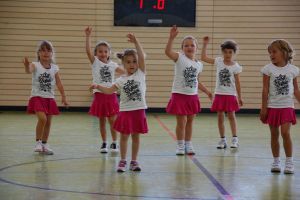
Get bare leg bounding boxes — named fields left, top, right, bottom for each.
left=35, top=112, right=47, bottom=141
left=184, top=114, right=195, bottom=141
left=120, top=134, right=130, bottom=160
left=99, top=117, right=107, bottom=142
left=41, top=115, right=52, bottom=142
left=108, top=115, right=117, bottom=142
left=227, top=112, right=237, bottom=137
left=176, top=115, right=187, bottom=140
left=281, top=123, right=292, bottom=157
left=217, top=112, right=225, bottom=137
left=269, top=125, right=280, bottom=158
left=131, top=134, right=140, bottom=161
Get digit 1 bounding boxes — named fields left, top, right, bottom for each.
left=157, top=0, right=165, bottom=10
left=139, top=0, right=144, bottom=9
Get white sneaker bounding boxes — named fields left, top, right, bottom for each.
left=176, top=144, right=185, bottom=155
left=185, top=143, right=195, bottom=155
left=34, top=141, right=43, bottom=152
left=42, top=143, right=54, bottom=155
left=217, top=138, right=227, bottom=149
left=110, top=143, right=119, bottom=153
left=284, top=161, right=294, bottom=174
left=271, top=161, right=281, bottom=173
left=230, top=137, right=239, bottom=148
left=100, top=143, right=108, bottom=153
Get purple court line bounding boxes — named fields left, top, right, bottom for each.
left=155, top=115, right=234, bottom=200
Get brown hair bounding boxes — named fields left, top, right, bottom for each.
left=181, top=35, right=198, bottom=49
left=221, top=40, right=238, bottom=53
left=36, top=40, right=55, bottom=63
left=116, top=49, right=137, bottom=62
left=268, top=39, right=295, bottom=63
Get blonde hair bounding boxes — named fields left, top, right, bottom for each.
left=36, top=40, right=55, bottom=63
left=94, top=41, right=111, bottom=60
left=116, top=49, right=137, bottom=62
left=268, top=39, right=295, bottom=63
left=181, top=35, right=198, bottom=49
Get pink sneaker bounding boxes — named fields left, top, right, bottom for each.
left=129, top=161, right=141, bottom=172
left=117, top=160, right=127, bottom=172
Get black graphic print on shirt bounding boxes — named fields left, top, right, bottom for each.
left=38, top=72, right=52, bottom=92
left=123, top=80, right=142, bottom=101
left=183, top=66, right=197, bottom=88
left=99, top=65, right=112, bottom=83
left=274, top=74, right=289, bottom=95
left=219, top=68, right=231, bottom=87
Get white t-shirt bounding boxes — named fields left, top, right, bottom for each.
left=115, top=69, right=147, bottom=111
left=31, top=62, right=59, bottom=98
left=92, top=57, right=118, bottom=93
left=214, top=57, right=242, bottom=96
left=171, top=53, right=203, bottom=95
left=261, top=63, right=299, bottom=108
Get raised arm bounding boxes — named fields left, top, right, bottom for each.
left=234, top=74, right=243, bottom=106
left=260, top=74, right=270, bottom=121
left=165, top=25, right=179, bottom=62
left=55, top=72, right=69, bottom=106
left=127, top=33, right=146, bottom=72
left=23, top=57, right=35, bottom=74
left=85, top=26, right=95, bottom=64
left=201, top=36, right=215, bottom=64
left=89, top=83, right=118, bottom=94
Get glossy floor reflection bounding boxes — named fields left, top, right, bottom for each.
left=0, top=111, right=299, bottom=200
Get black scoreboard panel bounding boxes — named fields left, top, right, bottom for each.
left=114, top=0, right=196, bottom=27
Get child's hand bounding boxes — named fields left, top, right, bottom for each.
left=203, top=36, right=210, bottom=45
left=207, top=91, right=213, bottom=101
left=61, top=96, right=69, bottom=107
left=85, top=26, right=92, bottom=36
left=259, top=108, right=268, bottom=122
left=238, top=97, right=243, bottom=106
left=23, top=57, right=30, bottom=67
left=169, top=25, right=178, bottom=39
left=89, top=84, right=98, bottom=92
left=127, top=33, right=137, bottom=43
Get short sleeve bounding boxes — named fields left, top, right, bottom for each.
left=214, top=57, right=223, bottom=66
left=292, top=66, right=299, bottom=78
left=175, top=53, right=185, bottom=65
left=53, top=64, right=59, bottom=74
left=261, top=65, right=270, bottom=76
left=233, top=64, right=242, bottom=74
left=114, top=77, right=123, bottom=89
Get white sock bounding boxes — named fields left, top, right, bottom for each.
left=274, top=157, right=280, bottom=163
left=177, top=140, right=184, bottom=146
left=185, top=141, right=192, bottom=146
left=286, top=157, right=293, bottom=163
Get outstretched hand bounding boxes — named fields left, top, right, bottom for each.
left=127, top=33, right=137, bottom=43
left=23, top=57, right=30, bottom=67
left=203, top=36, right=210, bottom=45
left=85, top=26, right=92, bottom=36
left=169, top=25, right=178, bottom=39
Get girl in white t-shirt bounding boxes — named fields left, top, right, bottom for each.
left=85, top=27, right=125, bottom=154
left=23, top=40, right=69, bottom=155
left=260, top=39, right=300, bottom=174
left=201, top=36, right=243, bottom=149
left=90, top=33, right=147, bottom=172
left=165, top=26, right=212, bottom=156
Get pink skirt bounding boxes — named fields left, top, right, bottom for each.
left=211, top=94, right=239, bottom=112
left=113, top=109, right=148, bottom=135
left=89, top=92, right=119, bottom=118
left=262, top=108, right=296, bottom=127
left=166, top=93, right=201, bottom=115
left=27, top=96, right=59, bottom=115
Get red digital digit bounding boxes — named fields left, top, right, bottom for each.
left=157, top=0, right=165, bottom=10
left=139, top=0, right=143, bottom=9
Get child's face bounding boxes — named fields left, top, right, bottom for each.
left=38, top=47, right=52, bottom=62
left=222, top=48, right=235, bottom=61
left=182, top=39, right=197, bottom=59
left=268, top=46, right=285, bottom=66
left=96, top=45, right=110, bottom=63
left=123, top=55, right=138, bottom=75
